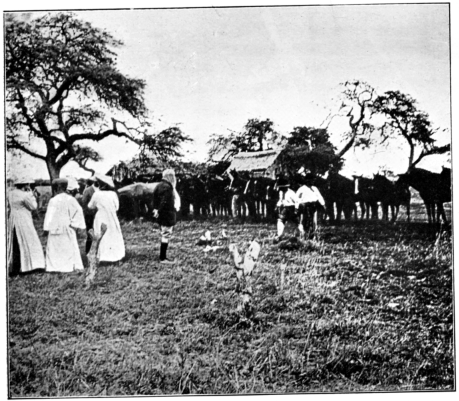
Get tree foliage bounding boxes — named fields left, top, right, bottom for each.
left=372, top=90, right=450, bottom=170
left=6, top=12, right=149, bottom=179
left=208, top=118, right=280, bottom=161
left=139, top=126, right=192, bottom=163
left=280, top=127, right=343, bottom=176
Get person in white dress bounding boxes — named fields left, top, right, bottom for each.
left=7, top=176, right=45, bottom=275
left=44, top=178, right=86, bottom=273
left=88, top=175, right=125, bottom=263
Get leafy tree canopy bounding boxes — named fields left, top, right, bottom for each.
left=6, top=12, right=187, bottom=179
left=280, top=127, right=343, bottom=176
left=372, top=90, right=450, bottom=170
left=207, top=118, right=280, bottom=161
left=139, top=126, right=192, bottom=163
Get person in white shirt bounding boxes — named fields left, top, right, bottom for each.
left=88, top=175, right=125, bottom=263
left=296, top=173, right=326, bottom=239
left=7, top=176, right=46, bottom=276
left=44, top=178, right=86, bottom=272
left=275, top=176, right=301, bottom=242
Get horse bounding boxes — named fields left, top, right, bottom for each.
left=353, top=176, right=379, bottom=219
left=176, top=174, right=194, bottom=217
left=326, top=172, right=357, bottom=222
left=398, top=168, right=450, bottom=224
left=251, top=175, right=276, bottom=219
left=206, top=174, right=232, bottom=216
left=372, top=174, right=411, bottom=222
left=190, top=174, right=210, bottom=217
left=228, top=170, right=251, bottom=218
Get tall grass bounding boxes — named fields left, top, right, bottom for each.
left=8, top=217, right=453, bottom=396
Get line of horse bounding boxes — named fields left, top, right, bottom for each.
left=116, top=166, right=451, bottom=225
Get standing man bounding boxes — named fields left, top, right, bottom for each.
left=152, top=169, right=179, bottom=264
left=275, top=176, right=301, bottom=242
left=66, top=176, right=80, bottom=197
left=296, top=173, right=326, bottom=239
left=82, top=177, right=97, bottom=254
left=44, top=178, right=86, bottom=272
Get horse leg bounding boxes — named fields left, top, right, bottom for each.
left=336, top=202, right=342, bottom=222
left=328, top=202, right=335, bottom=222
left=425, top=202, right=432, bottom=224
left=231, top=195, right=238, bottom=217
left=437, top=202, right=447, bottom=224
left=392, top=205, right=399, bottom=222
left=371, top=203, right=377, bottom=220
left=311, top=204, right=319, bottom=238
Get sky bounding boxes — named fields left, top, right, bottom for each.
left=3, top=1, right=453, bottom=179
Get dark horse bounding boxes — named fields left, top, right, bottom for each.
left=372, top=174, right=411, bottom=222
left=206, top=174, right=232, bottom=216
left=353, top=176, right=379, bottom=219
left=398, top=167, right=451, bottom=224
left=228, top=170, right=252, bottom=218
left=325, top=172, right=357, bottom=221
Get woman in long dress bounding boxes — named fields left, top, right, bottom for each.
left=44, top=178, right=86, bottom=272
left=7, top=177, right=45, bottom=275
left=88, top=175, right=125, bottom=262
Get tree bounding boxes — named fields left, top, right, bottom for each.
left=324, top=80, right=377, bottom=158
left=280, top=127, right=342, bottom=175
left=138, top=126, right=192, bottom=164
left=207, top=118, right=280, bottom=161
left=6, top=12, right=149, bottom=180
left=372, top=90, right=450, bottom=170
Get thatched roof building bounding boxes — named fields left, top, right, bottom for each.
left=225, top=149, right=283, bottom=178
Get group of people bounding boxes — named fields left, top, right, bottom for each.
left=7, top=164, right=325, bottom=276
left=275, top=168, right=326, bottom=242
left=7, top=169, right=180, bottom=276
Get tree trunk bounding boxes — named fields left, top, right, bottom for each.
left=407, top=142, right=415, bottom=170
left=46, top=158, right=61, bottom=182
left=337, top=132, right=357, bottom=158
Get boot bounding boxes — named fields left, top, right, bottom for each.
left=160, top=242, right=175, bottom=264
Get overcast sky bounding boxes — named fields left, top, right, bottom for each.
left=4, top=1, right=453, bottom=179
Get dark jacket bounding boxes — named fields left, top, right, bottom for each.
left=152, top=180, right=176, bottom=226
left=81, top=185, right=96, bottom=215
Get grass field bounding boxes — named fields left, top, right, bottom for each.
left=7, top=205, right=454, bottom=396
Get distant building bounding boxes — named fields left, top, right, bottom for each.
left=106, top=158, right=167, bottom=187
left=225, top=149, right=284, bottom=179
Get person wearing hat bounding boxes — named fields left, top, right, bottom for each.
left=7, top=176, right=45, bottom=276
left=152, top=169, right=179, bottom=264
left=275, top=175, right=301, bottom=242
left=81, top=177, right=98, bottom=253
left=296, top=172, right=326, bottom=239
left=88, top=175, right=125, bottom=263
left=43, top=178, right=86, bottom=272
left=65, top=176, right=80, bottom=197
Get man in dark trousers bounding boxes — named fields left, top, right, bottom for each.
left=152, top=169, right=178, bottom=264
left=81, top=177, right=98, bottom=253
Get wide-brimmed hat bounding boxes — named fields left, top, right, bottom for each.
left=276, top=177, right=290, bottom=188
left=14, top=176, right=35, bottom=185
left=95, top=174, right=115, bottom=188
left=52, top=178, right=68, bottom=186
left=66, top=176, right=79, bottom=191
